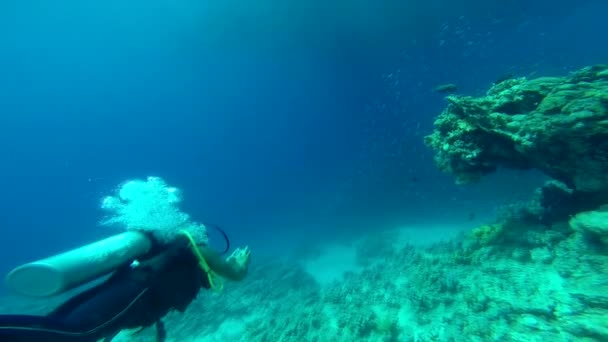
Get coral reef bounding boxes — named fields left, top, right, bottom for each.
left=105, top=215, right=607, bottom=342
left=424, top=65, right=608, bottom=193
left=570, top=208, right=608, bottom=246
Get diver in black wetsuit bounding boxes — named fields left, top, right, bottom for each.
left=0, top=231, right=251, bottom=342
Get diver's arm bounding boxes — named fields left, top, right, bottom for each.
left=199, top=246, right=250, bottom=281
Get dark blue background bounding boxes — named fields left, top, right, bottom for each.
left=0, top=0, right=606, bottom=286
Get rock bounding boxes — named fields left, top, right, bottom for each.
left=569, top=210, right=608, bottom=244
left=562, top=311, right=608, bottom=341
left=530, top=247, right=554, bottom=264
left=425, top=65, right=608, bottom=193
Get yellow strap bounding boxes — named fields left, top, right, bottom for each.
left=180, top=230, right=224, bottom=292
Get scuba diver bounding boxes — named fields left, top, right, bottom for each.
left=0, top=226, right=252, bottom=342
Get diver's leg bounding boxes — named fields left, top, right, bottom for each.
left=48, top=274, right=147, bottom=340
left=103, top=330, right=119, bottom=342
left=156, top=320, right=166, bottom=342
left=0, top=314, right=97, bottom=342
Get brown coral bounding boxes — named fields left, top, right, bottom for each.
left=425, top=65, right=608, bottom=193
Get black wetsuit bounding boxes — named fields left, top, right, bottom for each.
left=0, top=237, right=210, bottom=342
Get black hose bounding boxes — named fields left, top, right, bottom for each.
left=204, top=223, right=230, bottom=255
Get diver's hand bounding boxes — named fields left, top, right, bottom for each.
left=226, top=246, right=251, bottom=276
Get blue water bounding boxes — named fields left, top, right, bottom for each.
left=0, top=0, right=606, bottom=290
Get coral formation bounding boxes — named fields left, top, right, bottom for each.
left=469, top=223, right=504, bottom=246
left=569, top=208, right=608, bottom=245
left=424, top=65, right=608, bottom=193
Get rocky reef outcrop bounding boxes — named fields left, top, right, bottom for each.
left=425, top=65, right=608, bottom=193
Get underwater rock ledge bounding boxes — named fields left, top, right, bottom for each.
left=424, top=65, right=608, bottom=193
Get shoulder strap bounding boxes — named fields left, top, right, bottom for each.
left=179, top=230, right=224, bottom=292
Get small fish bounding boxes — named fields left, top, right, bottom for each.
left=434, top=83, right=458, bottom=94
left=468, top=212, right=476, bottom=221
